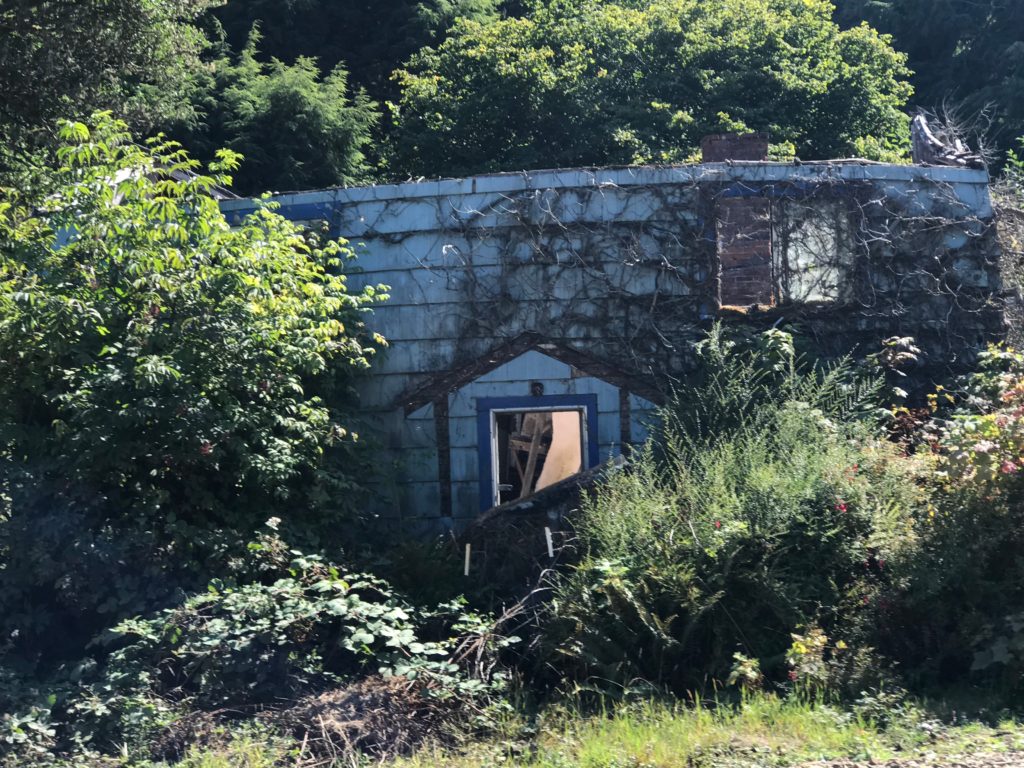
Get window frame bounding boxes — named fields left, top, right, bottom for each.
left=475, top=394, right=599, bottom=511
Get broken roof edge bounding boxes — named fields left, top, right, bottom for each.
left=219, top=160, right=992, bottom=217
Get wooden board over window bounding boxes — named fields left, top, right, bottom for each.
left=716, top=196, right=774, bottom=307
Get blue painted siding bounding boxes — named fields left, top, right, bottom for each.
left=436, top=350, right=633, bottom=517
left=216, top=162, right=994, bottom=532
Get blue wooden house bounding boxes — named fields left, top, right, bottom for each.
left=221, top=159, right=1001, bottom=534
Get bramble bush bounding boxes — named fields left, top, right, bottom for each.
left=533, top=329, right=1024, bottom=707
left=0, top=526, right=511, bottom=764
left=881, top=344, right=1024, bottom=696
left=539, top=326, right=925, bottom=698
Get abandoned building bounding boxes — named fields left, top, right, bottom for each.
left=221, top=138, right=1005, bottom=534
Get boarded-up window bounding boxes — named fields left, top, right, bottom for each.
left=716, top=197, right=774, bottom=306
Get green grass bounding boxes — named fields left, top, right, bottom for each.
left=144, top=737, right=285, bottom=768
left=390, top=694, right=1024, bottom=768
left=138, top=694, right=1024, bottom=768
left=395, top=695, right=889, bottom=768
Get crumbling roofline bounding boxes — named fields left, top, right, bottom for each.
left=399, top=332, right=665, bottom=415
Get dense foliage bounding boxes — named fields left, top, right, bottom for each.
left=528, top=327, right=1024, bottom=704
left=538, top=327, right=923, bottom=697
left=210, top=0, right=504, bottom=101
left=834, top=0, right=1024, bottom=162
left=0, top=0, right=216, bottom=173
left=883, top=345, right=1024, bottom=695
left=0, top=115, right=384, bottom=662
left=0, top=529, right=506, bottom=763
left=3, top=0, right=1020, bottom=189
left=2, top=1, right=1024, bottom=763
left=391, top=0, right=912, bottom=177
left=182, top=34, right=380, bottom=195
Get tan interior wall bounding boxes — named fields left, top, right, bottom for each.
left=535, top=410, right=583, bottom=491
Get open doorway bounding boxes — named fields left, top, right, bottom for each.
left=492, top=409, right=584, bottom=505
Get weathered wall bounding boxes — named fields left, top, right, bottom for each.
left=221, top=161, right=1004, bottom=531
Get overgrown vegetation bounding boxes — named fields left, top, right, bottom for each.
left=0, top=113, right=507, bottom=768
left=4, top=0, right=1021, bottom=190
left=0, top=526, right=508, bottom=764
left=881, top=344, right=1024, bottom=698
left=6, top=183, right=1024, bottom=761
left=177, top=31, right=380, bottom=195
left=3, top=4, right=1024, bottom=760
left=538, top=327, right=922, bottom=698
left=391, top=0, right=912, bottom=177
left=68, top=694, right=1024, bottom=767
left=0, top=114, right=385, bottom=664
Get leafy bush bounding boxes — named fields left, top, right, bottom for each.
left=392, top=0, right=912, bottom=178
left=183, top=32, right=380, bottom=196
left=0, top=528, right=509, bottom=763
left=882, top=344, right=1024, bottom=697
left=1005, top=138, right=1024, bottom=205
left=539, top=327, right=924, bottom=697
left=105, top=539, right=493, bottom=709
left=0, top=113, right=385, bottom=662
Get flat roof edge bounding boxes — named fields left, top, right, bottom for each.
left=219, top=162, right=991, bottom=214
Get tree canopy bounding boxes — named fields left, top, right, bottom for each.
left=833, top=0, right=1024, bottom=160
left=210, top=0, right=505, bottom=100
left=0, top=0, right=215, bottom=151
left=390, top=0, right=913, bottom=178
left=183, top=35, right=380, bottom=195
left=2, top=0, right=1021, bottom=189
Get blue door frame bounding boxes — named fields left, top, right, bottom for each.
left=475, top=394, right=599, bottom=512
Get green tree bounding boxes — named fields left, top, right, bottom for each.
left=833, top=0, right=1024, bottom=161
left=184, top=35, right=380, bottom=195
left=0, top=0, right=215, bottom=153
left=0, top=114, right=385, bottom=660
left=391, top=0, right=913, bottom=178
left=209, top=0, right=504, bottom=100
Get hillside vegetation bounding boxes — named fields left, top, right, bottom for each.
left=2, top=0, right=1022, bottom=192
left=2, top=1, right=1024, bottom=765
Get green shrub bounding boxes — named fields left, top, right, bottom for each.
left=0, top=528, right=509, bottom=762
left=0, top=113, right=385, bottom=663
left=540, top=327, right=924, bottom=697
left=882, top=344, right=1024, bottom=697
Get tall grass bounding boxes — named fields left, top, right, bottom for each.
left=538, top=327, right=925, bottom=696
left=138, top=694, right=1024, bottom=768
left=139, top=736, right=286, bottom=768
left=388, top=693, right=936, bottom=768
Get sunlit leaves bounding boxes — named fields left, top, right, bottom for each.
left=392, top=0, right=913, bottom=177
left=0, top=113, right=388, bottom=652
left=180, top=37, right=380, bottom=196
